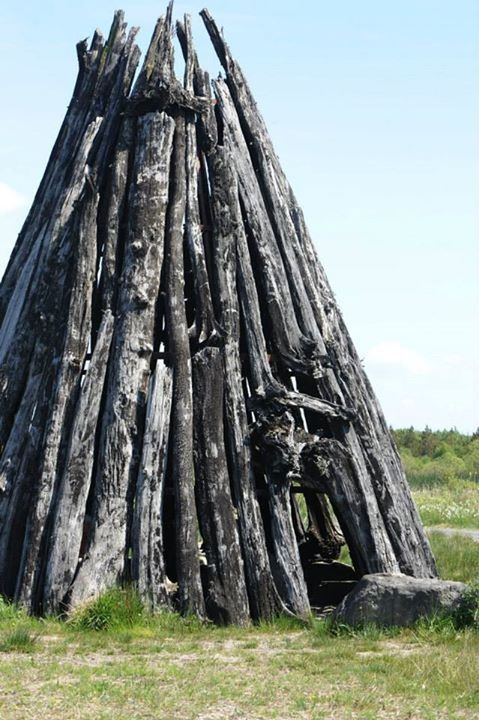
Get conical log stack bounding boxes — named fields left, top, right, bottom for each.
left=0, top=5, right=436, bottom=623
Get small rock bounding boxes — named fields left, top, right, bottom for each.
left=333, top=573, right=467, bottom=628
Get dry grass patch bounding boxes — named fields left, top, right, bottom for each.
left=0, top=623, right=478, bottom=720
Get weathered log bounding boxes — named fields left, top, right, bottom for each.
left=0, top=118, right=103, bottom=453
left=164, top=115, right=205, bottom=619
left=0, top=21, right=140, bottom=608
left=14, top=189, right=105, bottom=610
left=300, top=438, right=400, bottom=576
left=201, top=10, right=326, bottom=342
left=252, top=413, right=310, bottom=617
left=0, top=112, right=118, bottom=605
left=131, top=361, right=173, bottom=611
left=0, top=18, right=119, bottom=323
left=96, top=116, right=136, bottom=316
left=69, top=111, right=175, bottom=608
left=265, top=475, right=310, bottom=618
left=206, top=137, right=353, bottom=604
left=42, top=311, right=114, bottom=613
left=132, top=5, right=174, bottom=95
left=0, top=19, right=139, bottom=451
left=193, top=347, right=250, bottom=624
left=208, top=147, right=280, bottom=619
left=213, top=79, right=316, bottom=376
left=303, top=491, right=344, bottom=561
left=131, top=6, right=208, bottom=118
left=178, top=16, right=216, bottom=346
left=200, top=10, right=321, bottom=343
left=290, top=493, right=307, bottom=546
left=176, top=18, right=217, bottom=155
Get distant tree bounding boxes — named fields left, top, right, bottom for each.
left=420, top=426, right=436, bottom=457
left=393, top=426, right=478, bottom=485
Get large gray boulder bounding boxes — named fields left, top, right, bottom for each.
left=333, top=573, right=467, bottom=628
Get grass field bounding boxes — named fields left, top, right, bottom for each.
left=395, top=427, right=479, bottom=530
left=1, top=618, right=478, bottom=720
left=1, top=533, right=478, bottom=720
left=412, top=480, right=479, bottom=529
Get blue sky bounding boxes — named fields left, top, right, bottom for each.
left=0, top=1, right=477, bottom=431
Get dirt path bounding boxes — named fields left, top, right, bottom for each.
left=427, top=526, right=479, bottom=542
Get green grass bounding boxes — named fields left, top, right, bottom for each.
left=0, top=531, right=479, bottom=719
left=0, top=625, right=38, bottom=653
left=0, top=595, right=27, bottom=622
left=68, top=587, right=144, bottom=631
left=412, top=480, right=479, bottom=528
left=429, top=531, right=479, bottom=584
left=0, top=609, right=478, bottom=719
left=339, top=528, right=479, bottom=586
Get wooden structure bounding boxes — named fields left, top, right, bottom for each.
left=0, top=6, right=436, bottom=623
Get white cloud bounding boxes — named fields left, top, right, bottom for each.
left=0, top=182, right=26, bottom=215
left=443, top=353, right=463, bottom=367
left=366, top=341, right=431, bottom=375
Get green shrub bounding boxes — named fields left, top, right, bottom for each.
left=414, top=584, right=479, bottom=633
left=454, top=584, right=479, bottom=630
left=428, top=453, right=467, bottom=484
left=68, top=587, right=144, bottom=631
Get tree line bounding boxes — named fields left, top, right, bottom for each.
left=392, top=427, right=479, bottom=487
